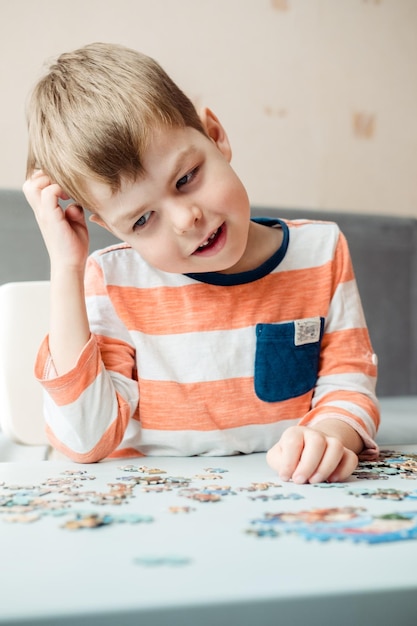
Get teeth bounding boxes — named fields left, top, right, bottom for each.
left=199, top=229, right=218, bottom=249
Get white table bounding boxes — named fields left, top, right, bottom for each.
left=1, top=447, right=417, bottom=626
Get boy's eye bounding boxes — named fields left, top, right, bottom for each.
left=133, top=211, right=152, bottom=230
left=176, top=167, right=198, bottom=190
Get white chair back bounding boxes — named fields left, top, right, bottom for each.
left=0, top=281, right=50, bottom=446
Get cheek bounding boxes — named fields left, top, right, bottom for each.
left=132, top=239, right=178, bottom=271
left=218, top=173, right=250, bottom=213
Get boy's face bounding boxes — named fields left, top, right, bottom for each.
left=87, top=109, right=252, bottom=275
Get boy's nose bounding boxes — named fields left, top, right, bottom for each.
left=171, top=204, right=202, bottom=234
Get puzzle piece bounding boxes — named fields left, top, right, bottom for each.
left=249, top=492, right=304, bottom=502
left=62, top=511, right=154, bottom=530
left=118, top=465, right=166, bottom=475
left=168, top=506, right=196, bottom=514
left=238, top=482, right=281, bottom=492
left=133, top=555, right=191, bottom=567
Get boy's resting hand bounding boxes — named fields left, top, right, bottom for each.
left=23, top=170, right=89, bottom=272
left=266, top=420, right=362, bottom=484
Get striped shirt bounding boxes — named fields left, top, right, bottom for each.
left=35, top=218, right=380, bottom=462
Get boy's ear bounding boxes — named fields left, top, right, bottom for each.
left=198, top=107, right=232, bottom=162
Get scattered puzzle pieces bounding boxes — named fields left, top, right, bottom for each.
left=2, top=449, right=417, bottom=550
left=246, top=507, right=417, bottom=544
left=347, top=488, right=417, bottom=501
left=353, top=451, right=417, bottom=480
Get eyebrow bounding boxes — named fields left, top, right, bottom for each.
left=112, top=144, right=201, bottom=230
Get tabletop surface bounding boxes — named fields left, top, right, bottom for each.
left=1, top=447, right=417, bottom=626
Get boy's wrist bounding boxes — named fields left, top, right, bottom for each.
left=310, top=418, right=364, bottom=454
left=50, top=264, right=86, bottom=282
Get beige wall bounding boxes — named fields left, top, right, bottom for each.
left=1, top=0, right=416, bottom=216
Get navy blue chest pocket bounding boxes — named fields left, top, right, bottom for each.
left=254, top=317, right=324, bottom=403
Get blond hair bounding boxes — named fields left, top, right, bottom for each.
left=26, top=42, right=205, bottom=207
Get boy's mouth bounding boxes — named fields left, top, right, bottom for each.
left=194, top=225, right=224, bottom=255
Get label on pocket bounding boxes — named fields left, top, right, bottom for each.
left=294, top=317, right=321, bottom=346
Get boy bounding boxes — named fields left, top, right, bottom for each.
left=23, top=43, right=379, bottom=482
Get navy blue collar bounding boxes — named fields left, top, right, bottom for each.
left=185, top=217, right=289, bottom=286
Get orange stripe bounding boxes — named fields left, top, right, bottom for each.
left=320, top=388, right=378, bottom=415
left=85, top=257, right=107, bottom=297
left=107, top=447, right=145, bottom=459
left=37, top=335, right=136, bottom=406
left=137, top=377, right=312, bottom=431
left=95, top=334, right=137, bottom=379
left=320, top=328, right=377, bottom=377
left=36, top=336, right=99, bottom=404
left=106, top=263, right=340, bottom=334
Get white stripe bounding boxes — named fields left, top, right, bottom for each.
left=132, top=327, right=256, bottom=382
left=278, top=221, right=339, bottom=271
left=326, top=280, right=367, bottom=332
left=86, top=294, right=134, bottom=342
left=115, top=419, right=300, bottom=456
left=315, top=400, right=378, bottom=437
left=312, top=372, right=378, bottom=436
left=93, top=247, right=195, bottom=289
left=43, top=370, right=138, bottom=454
left=313, top=372, right=378, bottom=400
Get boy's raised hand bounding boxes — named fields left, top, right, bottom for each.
left=266, top=423, right=360, bottom=484
left=23, top=170, right=89, bottom=271
left=23, top=170, right=92, bottom=375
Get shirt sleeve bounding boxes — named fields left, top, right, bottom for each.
left=34, top=255, right=139, bottom=463
left=298, top=230, right=380, bottom=460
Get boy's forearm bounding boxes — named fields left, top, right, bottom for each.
left=49, top=267, right=91, bottom=376
left=310, top=418, right=364, bottom=455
